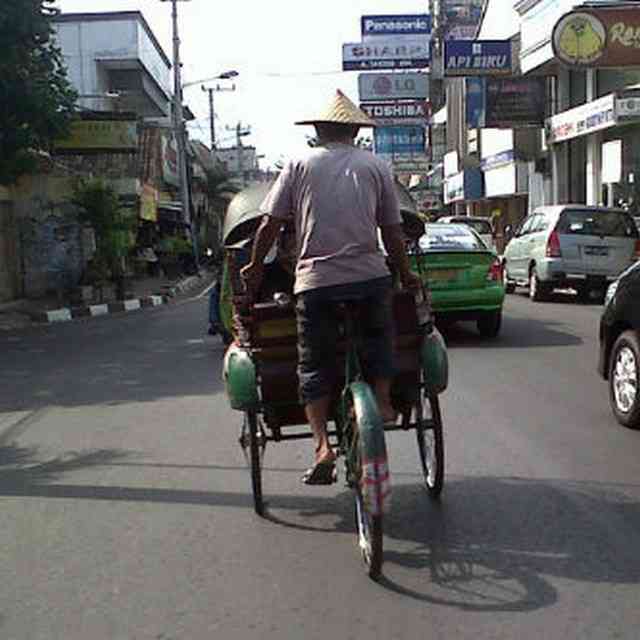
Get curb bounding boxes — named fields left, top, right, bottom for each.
left=19, top=271, right=213, bottom=326
left=34, top=294, right=169, bottom=324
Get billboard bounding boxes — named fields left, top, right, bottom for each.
left=361, top=14, right=432, bottom=40
left=546, top=94, right=616, bottom=144
left=358, top=72, right=429, bottom=101
left=552, top=7, right=640, bottom=68
left=374, top=125, right=428, bottom=171
left=466, top=77, right=547, bottom=128
left=342, top=39, right=430, bottom=71
left=55, top=119, right=138, bottom=152
left=360, top=101, right=429, bottom=125
left=444, top=40, right=513, bottom=76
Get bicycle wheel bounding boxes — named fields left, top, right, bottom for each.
left=415, top=391, right=444, bottom=498
left=246, top=410, right=264, bottom=516
left=346, top=382, right=388, bottom=580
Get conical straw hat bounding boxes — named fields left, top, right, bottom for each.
left=295, top=89, right=377, bottom=127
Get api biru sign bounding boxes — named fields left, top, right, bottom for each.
left=444, top=40, right=513, bottom=76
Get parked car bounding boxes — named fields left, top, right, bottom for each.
left=503, top=205, right=640, bottom=301
left=598, top=261, right=640, bottom=429
left=410, top=223, right=505, bottom=337
left=438, top=215, right=496, bottom=252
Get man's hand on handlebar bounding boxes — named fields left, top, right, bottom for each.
left=237, top=261, right=264, bottom=309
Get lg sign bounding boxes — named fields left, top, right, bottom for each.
left=358, top=72, right=429, bottom=101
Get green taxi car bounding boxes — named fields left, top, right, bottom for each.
left=411, top=223, right=506, bottom=337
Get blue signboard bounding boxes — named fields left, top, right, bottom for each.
left=444, top=40, right=513, bottom=77
left=374, top=125, right=425, bottom=156
left=361, top=14, right=432, bottom=39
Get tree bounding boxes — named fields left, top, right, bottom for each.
left=0, top=0, right=77, bottom=185
left=71, top=179, right=134, bottom=288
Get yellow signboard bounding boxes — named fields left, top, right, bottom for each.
left=55, top=120, right=138, bottom=152
left=139, top=184, right=158, bottom=222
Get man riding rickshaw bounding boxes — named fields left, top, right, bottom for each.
left=221, top=90, right=448, bottom=578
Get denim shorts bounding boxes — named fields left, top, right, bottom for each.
left=296, top=277, right=394, bottom=404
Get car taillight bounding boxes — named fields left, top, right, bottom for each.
left=487, top=258, right=503, bottom=283
left=546, top=229, right=562, bottom=258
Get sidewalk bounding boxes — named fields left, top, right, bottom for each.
left=0, top=270, right=215, bottom=331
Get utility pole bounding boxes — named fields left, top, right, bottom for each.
left=166, top=0, right=198, bottom=269
left=201, top=81, right=236, bottom=150
left=236, top=122, right=243, bottom=179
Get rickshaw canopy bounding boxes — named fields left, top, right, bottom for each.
left=222, top=178, right=421, bottom=249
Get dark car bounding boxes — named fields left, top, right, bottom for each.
left=598, top=261, right=640, bottom=428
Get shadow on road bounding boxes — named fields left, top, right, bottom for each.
left=0, top=301, right=227, bottom=411
left=3, top=442, right=640, bottom=612
left=439, top=315, right=583, bottom=349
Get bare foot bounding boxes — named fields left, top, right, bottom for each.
left=315, top=448, right=336, bottom=466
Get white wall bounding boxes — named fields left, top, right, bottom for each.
left=53, top=16, right=171, bottom=111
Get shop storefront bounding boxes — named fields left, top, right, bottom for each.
left=443, top=168, right=483, bottom=212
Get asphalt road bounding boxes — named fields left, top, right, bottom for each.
left=1, top=291, right=639, bottom=639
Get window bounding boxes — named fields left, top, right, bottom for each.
left=417, top=224, right=486, bottom=252
left=530, top=214, right=550, bottom=233
left=518, top=216, right=535, bottom=236
left=557, top=209, right=639, bottom=238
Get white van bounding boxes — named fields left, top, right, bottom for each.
left=503, top=205, right=640, bottom=301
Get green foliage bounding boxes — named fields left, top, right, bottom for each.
left=71, top=179, right=135, bottom=275
left=160, top=235, right=192, bottom=256
left=0, top=0, right=77, bottom=185
left=205, top=169, right=239, bottom=211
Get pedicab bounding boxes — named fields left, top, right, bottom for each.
left=221, top=180, right=449, bottom=579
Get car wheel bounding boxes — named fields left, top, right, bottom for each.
left=477, top=311, right=502, bottom=338
left=608, top=330, right=640, bottom=429
left=529, top=266, right=549, bottom=302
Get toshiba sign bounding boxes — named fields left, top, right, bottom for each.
left=360, top=100, right=429, bottom=125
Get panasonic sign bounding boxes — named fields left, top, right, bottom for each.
left=361, top=14, right=432, bottom=40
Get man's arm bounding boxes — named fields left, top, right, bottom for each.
left=240, top=215, right=282, bottom=296
left=380, top=224, right=421, bottom=291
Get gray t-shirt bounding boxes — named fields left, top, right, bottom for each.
left=260, top=142, right=402, bottom=294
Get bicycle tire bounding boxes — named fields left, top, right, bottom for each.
left=246, top=410, right=264, bottom=516
left=416, top=392, right=444, bottom=499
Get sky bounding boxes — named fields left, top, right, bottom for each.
left=53, top=0, right=429, bottom=169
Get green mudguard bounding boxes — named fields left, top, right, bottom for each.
left=349, top=381, right=387, bottom=459
left=422, top=326, right=449, bottom=395
left=223, top=344, right=259, bottom=410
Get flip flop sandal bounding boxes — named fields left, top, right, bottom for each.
left=301, top=460, right=337, bottom=485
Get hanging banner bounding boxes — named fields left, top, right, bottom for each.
left=139, top=183, right=158, bottom=222
left=161, top=130, right=180, bottom=187
left=552, top=6, right=640, bottom=68
left=444, top=40, right=513, bottom=76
